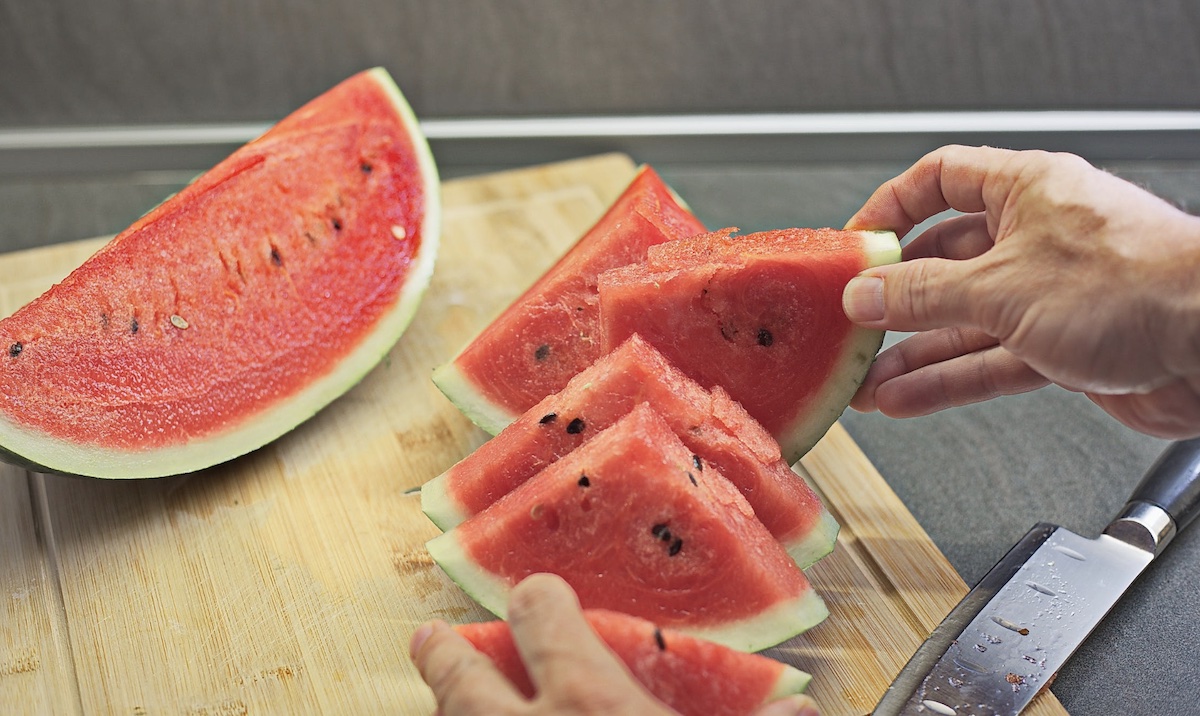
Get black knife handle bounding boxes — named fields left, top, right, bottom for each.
left=1126, top=438, right=1200, bottom=533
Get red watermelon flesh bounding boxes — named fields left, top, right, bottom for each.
left=598, top=227, right=899, bottom=463
left=455, top=609, right=812, bottom=715
left=0, top=68, right=439, bottom=478
left=426, top=402, right=829, bottom=652
left=431, top=165, right=706, bottom=435
left=421, top=333, right=838, bottom=570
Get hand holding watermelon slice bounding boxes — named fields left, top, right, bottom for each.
left=409, top=573, right=822, bottom=716
left=843, top=144, right=1200, bottom=440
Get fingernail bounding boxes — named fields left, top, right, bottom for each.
left=843, top=276, right=885, bottom=323
left=409, top=622, right=436, bottom=660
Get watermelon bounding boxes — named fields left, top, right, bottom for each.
left=457, top=609, right=812, bottom=716
left=0, top=68, right=439, bottom=478
left=598, top=227, right=900, bottom=463
left=431, top=165, right=706, bottom=435
left=422, top=333, right=838, bottom=570
left=426, top=403, right=829, bottom=652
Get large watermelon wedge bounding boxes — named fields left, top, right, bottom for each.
left=598, top=228, right=900, bottom=463
left=427, top=403, right=829, bottom=652
left=422, top=333, right=838, bottom=570
left=457, top=609, right=812, bottom=716
left=431, top=165, right=705, bottom=435
left=0, top=68, right=439, bottom=478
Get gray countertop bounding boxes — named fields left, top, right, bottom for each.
left=1, top=150, right=1197, bottom=716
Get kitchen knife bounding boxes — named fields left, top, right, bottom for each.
left=873, top=437, right=1200, bottom=716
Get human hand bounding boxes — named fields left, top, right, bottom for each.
left=842, top=145, right=1200, bottom=439
left=409, top=573, right=821, bottom=716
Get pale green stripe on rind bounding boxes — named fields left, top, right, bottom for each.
left=426, top=529, right=830, bottom=654
left=0, top=68, right=440, bottom=479
left=777, top=230, right=901, bottom=465
left=430, top=361, right=517, bottom=437
left=420, top=471, right=468, bottom=532
left=768, top=664, right=814, bottom=699
left=785, top=508, right=840, bottom=571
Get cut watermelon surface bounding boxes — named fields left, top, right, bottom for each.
left=457, top=609, right=812, bottom=716
left=598, top=227, right=900, bottom=463
left=0, top=68, right=439, bottom=478
left=432, top=165, right=706, bottom=435
left=422, top=334, right=838, bottom=569
left=426, top=403, right=829, bottom=652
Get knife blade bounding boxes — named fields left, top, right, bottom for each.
left=873, top=437, right=1200, bottom=716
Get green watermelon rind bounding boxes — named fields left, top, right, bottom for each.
left=426, top=529, right=830, bottom=654
left=0, top=68, right=441, bottom=479
left=769, top=664, right=815, bottom=700
left=430, top=360, right=515, bottom=437
left=419, top=470, right=466, bottom=532
left=775, top=229, right=901, bottom=465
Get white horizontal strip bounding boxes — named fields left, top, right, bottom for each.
left=3, top=111, right=1200, bottom=150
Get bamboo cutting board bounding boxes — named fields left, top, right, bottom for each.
left=0, top=153, right=1066, bottom=716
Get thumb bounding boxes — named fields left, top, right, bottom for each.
left=751, top=694, right=821, bottom=716
left=842, top=258, right=976, bottom=332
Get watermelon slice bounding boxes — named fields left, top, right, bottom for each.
left=598, top=228, right=900, bottom=463
left=456, top=609, right=812, bottom=716
left=422, top=333, right=838, bottom=570
left=427, top=403, right=829, bottom=652
left=0, top=68, right=439, bottom=478
left=431, top=165, right=705, bottom=435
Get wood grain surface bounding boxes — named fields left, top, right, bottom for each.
left=0, top=154, right=1066, bottom=715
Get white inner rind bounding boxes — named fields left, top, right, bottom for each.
left=426, top=528, right=830, bottom=653
left=785, top=508, right=840, bottom=571
left=0, top=68, right=441, bottom=479
left=777, top=230, right=901, bottom=464
left=430, top=361, right=517, bottom=437
left=768, top=664, right=814, bottom=699
left=419, top=471, right=468, bottom=532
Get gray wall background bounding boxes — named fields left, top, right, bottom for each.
left=2, top=0, right=1199, bottom=127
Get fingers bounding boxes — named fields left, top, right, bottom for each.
left=853, top=332, right=1048, bottom=417
left=851, top=327, right=1001, bottom=412
left=410, top=619, right=525, bottom=714
left=843, top=258, right=980, bottom=332
left=845, top=145, right=1020, bottom=237
left=901, top=212, right=995, bottom=261
left=751, top=694, right=821, bottom=716
left=507, top=574, right=644, bottom=704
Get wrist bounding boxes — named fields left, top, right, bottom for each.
left=1162, top=212, right=1200, bottom=378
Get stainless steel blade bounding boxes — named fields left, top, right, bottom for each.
left=874, top=437, right=1200, bottom=716
left=874, top=525, right=1152, bottom=716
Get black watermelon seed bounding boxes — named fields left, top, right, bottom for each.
left=8, top=342, right=22, bottom=358
left=332, top=218, right=343, bottom=231
left=669, top=538, right=683, bottom=556
left=360, top=162, right=373, bottom=173
left=651, top=523, right=669, bottom=540
left=566, top=418, right=585, bottom=434
left=577, top=475, right=590, bottom=487
left=534, top=344, right=550, bottom=361
left=757, top=328, right=774, bottom=347
left=654, top=628, right=666, bottom=651
left=270, top=247, right=283, bottom=266
left=687, top=472, right=697, bottom=486
left=692, top=455, right=702, bottom=471
left=539, top=413, right=558, bottom=424
left=130, top=318, right=139, bottom=334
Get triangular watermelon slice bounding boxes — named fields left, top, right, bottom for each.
left=457, top=609, right=812, bottom=716
left=598, top=227, right=900, bottom=463
left=427, top=403, right=829, bottom=652
left=0, top=68, right=439, bottom=478
left=422, top=333, right=838, bottom=570
left=431, top=165, right=706, bottom=435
